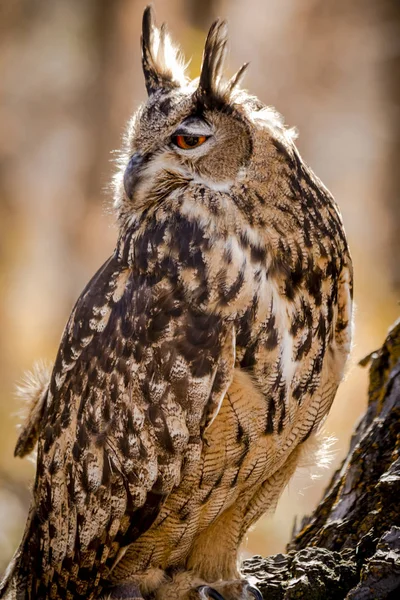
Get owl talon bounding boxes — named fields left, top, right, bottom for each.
left=197, top=585, right=226, bottom=600
left=196, top=582, right=262, bottom=600
left=246, top=585, right=263, bottom=600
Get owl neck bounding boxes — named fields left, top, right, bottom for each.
left=115, top=165, right=346, bottom=321
left=115, top=184, right=275, bottom=319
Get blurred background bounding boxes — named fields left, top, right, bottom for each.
left=0, top=0, right=399, bottom=573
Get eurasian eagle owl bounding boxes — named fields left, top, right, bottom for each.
left=0, top=7, right=353, bottom=600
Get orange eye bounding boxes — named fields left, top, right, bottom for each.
left=173, top=135, right=207, bottom=150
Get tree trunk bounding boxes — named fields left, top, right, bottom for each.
left=243, top=319, right=400, bottom=599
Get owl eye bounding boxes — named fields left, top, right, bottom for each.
left=172, top=135, right=208, bottom=150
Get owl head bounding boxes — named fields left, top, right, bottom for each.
left=114, top=6, right=297, bottom=226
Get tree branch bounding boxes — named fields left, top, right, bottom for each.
left=243, top=319, right=400, bottom=599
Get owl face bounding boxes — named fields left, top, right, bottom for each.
left=123, top=90, right=252, bottom=204
left=116, top=7, right=294, bottom=224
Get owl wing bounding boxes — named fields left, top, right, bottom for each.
left=20, top=254, right=235, bottom=599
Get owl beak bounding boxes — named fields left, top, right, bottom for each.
left=124, top=152, right=145, bottom=200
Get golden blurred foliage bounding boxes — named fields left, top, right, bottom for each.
left=0, top=0, right=399, bottom=574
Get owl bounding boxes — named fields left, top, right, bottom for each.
left=0, top=7, right=353, bottom=600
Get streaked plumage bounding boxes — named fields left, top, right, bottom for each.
left=0, top=7, right=353, bottom=600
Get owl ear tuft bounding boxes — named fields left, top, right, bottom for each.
left=227, top=62, right=249, bottom=95
left=141, top=6, right=187, bottom=96
left=197, top=19, right=228, bottom=100
left=196, top=19, right=248, bottom=106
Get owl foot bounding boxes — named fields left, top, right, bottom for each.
left=153, top=569, right=262, bottom=600
left=193, top=581, right=262, bottom=600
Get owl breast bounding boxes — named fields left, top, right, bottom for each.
left=109, top=196, right=351, bottom=581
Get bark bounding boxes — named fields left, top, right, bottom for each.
left=243, top=319, right=400, bottom=599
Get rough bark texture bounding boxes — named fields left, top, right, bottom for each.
left=243, top=319, right=400, bottom=599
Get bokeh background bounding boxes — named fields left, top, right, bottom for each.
left=0, top=0, right=399, bottom=573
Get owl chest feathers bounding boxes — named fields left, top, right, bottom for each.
left=118, top=184, right=347, bottom=433
left=108, top=185, right=351, bottom=577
